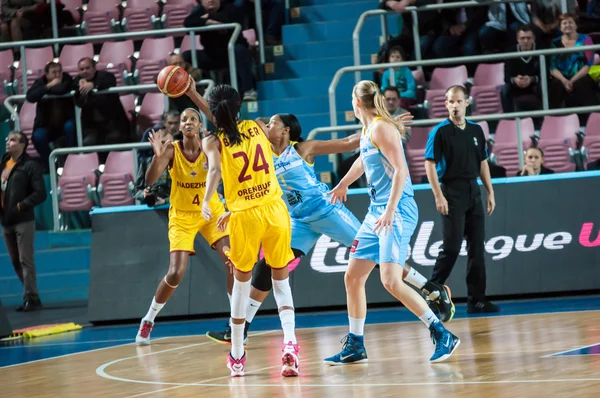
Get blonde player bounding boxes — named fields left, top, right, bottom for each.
left=185, top=81, right=299, bottom=378
left=135, top=108, right=233, bottom=345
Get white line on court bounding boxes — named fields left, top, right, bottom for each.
left=540, top=342, right=600, bottom=358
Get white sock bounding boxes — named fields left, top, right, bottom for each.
left=349, top=317, right=365, bottom=336
left=231, top=322, right=245, bottom=358
left=403, top=267, right=428, bottom=290
left=143, top=297, right=165, bottom=323
left=227, top=293, right=232, bottom=325
left=246, top=298, right=262, bottom=323
left=419, top=309, right=439, bottom=328
left=279, top=309, right=296, bottom=344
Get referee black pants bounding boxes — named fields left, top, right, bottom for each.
left=430, top=179, right=487, bottom=303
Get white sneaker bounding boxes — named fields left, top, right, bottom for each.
left=135, top=320, right=154, bottom=345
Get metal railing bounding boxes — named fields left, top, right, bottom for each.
left=4, top=80, right=215, bottom=147
left=356, top=0, right=570, bottom=82
left=48, top=142, right=152, bottom=231
left=330, top=42, right=600, bottom=127
left=0, top=24, right=241, bottom=92
left=309, top=104, right=600, bottom=172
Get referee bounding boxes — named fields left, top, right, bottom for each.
left=424, top=85, right=499, bottom=314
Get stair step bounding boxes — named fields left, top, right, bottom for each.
left=282, top=19, right=398, bottom=45
left=291, top=1, right=377, bottom=24
left=0, top=230, right=90, bottom=254
left=271, top=37, right=381, bottom=61
left=0, top=247, right=90, bottom=278
left=263, top=55, right=373, bottom=80
left=257, top=75, right=356, bottom=100
left=0, top=270, right=89, bottom=306
left=244, top=95, right=359, bottom=117
left=296, top=0, right=363, bottom=6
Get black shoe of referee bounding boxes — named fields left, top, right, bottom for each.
left=423, top=282, right=455, bottom=323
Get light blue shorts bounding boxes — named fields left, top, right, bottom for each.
left=291, top=204, right=361, bottom=255
left=350, top=197, right=418, bottom=265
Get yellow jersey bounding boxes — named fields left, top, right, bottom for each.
left=218, top=120, right=282, bottom=212
left=168, top=141, right=221, bottom=212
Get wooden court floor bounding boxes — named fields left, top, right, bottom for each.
left=1, top=311, right=599, bottom=398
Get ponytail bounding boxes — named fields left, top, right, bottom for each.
left=372, top=89, right=406, bottom=139
left=207, top=84, right=243, bottom=146
left=354, top=80, right=406, bottom=139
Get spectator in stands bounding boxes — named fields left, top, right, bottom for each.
left=0, top=0, right=43, bottom=44
left=132, top=129, right=173, bottom=207
left=72, top=57, right=131, bottom=147
left=26, top=61, right=75, bottom=170
left=139, top=110, right=181, bottom=163
left=548, top=13, right=599, bottom=125
left=167, top=53, right=203, bottom=112
left=431, top=0, right=487, bottom=62
left=383, top=86, right=407, bottom=116
left=530, top=0, right=564, bottom=48
left=516, top=147, right=555, bottom=176
left=183, top=0, right=257, bottom=101
left=0, top=131, right=46, bottom=312
left=576, top=0, right=600, bottom=35
left=479, top=2, right=531, bottom=53
left=234, top=0, right=285, bottom=45
left=501, top=25, right=543, bottom=117
left=380, top=46, right=417, bottom=109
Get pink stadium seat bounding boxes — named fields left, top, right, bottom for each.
left=538, top=114, right=580, bottom=173
left=96, top=40, right=134, bottom=87
left=243, top=29, right=257, bottom=46
left=594, top=53, right=600, bottom=65
left=179, top=34, right=204, bottom=53
left=405, top=126, right=431, bottom=183
left=424, top=66, right=468, bottom=118
left=61, top=0, right=82, bottom=24
left=583, top=113, right=600, bottom=163
left=82, top=0, right=120, bottom=36
left=121, top=0, right=160, bottom=33
left=59, top=44, right=94, bottom=76
left=162, top=0, right=195, bottom=30
left=97, top=151, right=135, bottom=207
left=470, top=63, right=504, bottom=115
left=119, top=94, right=136, bottom=122
left=0, top=49, right=14, bottom=102
left=478, top=121, right=490, bottom=140
left=412, top=69, right=425, bottom=87
left=14, top=46, right=54, bottom=91
left=18, top=101, right=39, bottom=158
left=137, top=93, right=165, bottom=133
left=57, top=153, right=99, bottom=212
left=134, top=37, right=174, bottom=84
left=491, top=118, right=534, bottom=176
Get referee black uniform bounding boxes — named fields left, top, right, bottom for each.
left=425, top=118, right=499, bottom=313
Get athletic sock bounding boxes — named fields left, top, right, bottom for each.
left=143, top=297, right=165, bottom=323
left=349, top=317, right=365, bottom=336
left=246, top=298, right=262, bottom=324
left=419, top=310, right=439, bottom=328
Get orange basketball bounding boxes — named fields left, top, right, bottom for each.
left=157, top=65, right=190, bottom=98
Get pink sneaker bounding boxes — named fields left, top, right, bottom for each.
left=281, top=342, right=299, bottom=377
left=227, top=353, right=246, bottom=377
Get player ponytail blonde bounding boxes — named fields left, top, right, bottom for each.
left=354, top=80, right=406, bottom=139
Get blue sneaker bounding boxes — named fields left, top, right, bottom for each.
left=429, top=321, right=460, bottom=363
left=323, top=333, right=368, bottom=366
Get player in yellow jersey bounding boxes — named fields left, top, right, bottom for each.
left=185, top=82, right=299, bottom=377
left=134, top=108, right=233, bottom=345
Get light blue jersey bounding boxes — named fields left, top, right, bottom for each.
left=274, top=143, right=361, bottom=255
left=351, top=118, right=419, bottom=265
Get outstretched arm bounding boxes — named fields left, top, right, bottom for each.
left=202, top=135, right=222, bottom=220
left=185, top=76, right=216, bottom=125
left=296, top=133, right=360, bottom=163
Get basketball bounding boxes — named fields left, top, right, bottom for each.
left=157, top=65, right=190, bottom=98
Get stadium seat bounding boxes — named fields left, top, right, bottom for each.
left=490, top=118, right=534, bottom=176
left=96, top=40, right=134, bottom=87
left=583, top=113, right=600, bottom=164
left=243, top=29, right=257, bottom=46
left=470, top=63, right=504, bottom=115
left=14, top=46, right=54, bottom=91
left=119, top=94, right=136, bottom=123
left=57, top=153, right=99, bottom=212
left=61, top=0, right=83, bottom=25
left=59, top=43, right=94, bottom=76
left=179, top=34, right=204, bottom=53
left=81, top=0, right=120, bottom=36
left=0, top=49, right=14, bottom=100
left=120, top=0, right=160, bottom=33
left=538, top=114, right=580, bottom=172
left=478, top=120, right=490, bottom=140
left=137, top=92, right=165, bottom=133
left=97, top=151, right=135, bottom=207
left=405, top=126, right=431, bottom=183
left=132, top=37, right=175, bottom=85
left=424, top=66, right=468, bottom=118
left=162, top=0, right=195, bottom=30
left=17, top=101, right=39, bottom=158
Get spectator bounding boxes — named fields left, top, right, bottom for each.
left=183, top=0, right=257, bottom=101
left=0, top=131, right=46, bottom=312
left=72, top=57, right=131, bottom=147
left=25, top=61, right=75, bottom=169
left=132, top=129, right=173, bottom=207
left=167, top=53, right=203, bottom=112
left=576, top=0, right=600, bottom=35
left=530, top=0, right=565, bottom=48
left=139, top=110, right=181, bottom=163
left=234, top=0, right=285, bottom=45
left=383, top=86, right=408, bottom=117
left=431, top=0, right=487, bottom=62
left=380, top=46, right=417, bottom=109
left=501, top=25, right=542, bottom=117
left=0, top=0, right=43, bottom=43
left=479, top=2, right=531, bottom=53
left=516, top=147, right=555, bottom=176
left=549, top=13, right=599, bottom=125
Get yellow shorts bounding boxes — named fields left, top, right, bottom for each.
left=168, top=202, right=229, bottom=254
left=229, top=198, right=294, bottom=273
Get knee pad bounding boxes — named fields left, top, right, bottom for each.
left=251, top=258, right=273, bottom=292
left=231, top=278, right=251, bottom=319
left=272, top=278, right=294, bottom=309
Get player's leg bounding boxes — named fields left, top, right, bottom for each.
left=136, top=212, right=195, bottom=345
left=262, top=200, right=298, bottom=377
